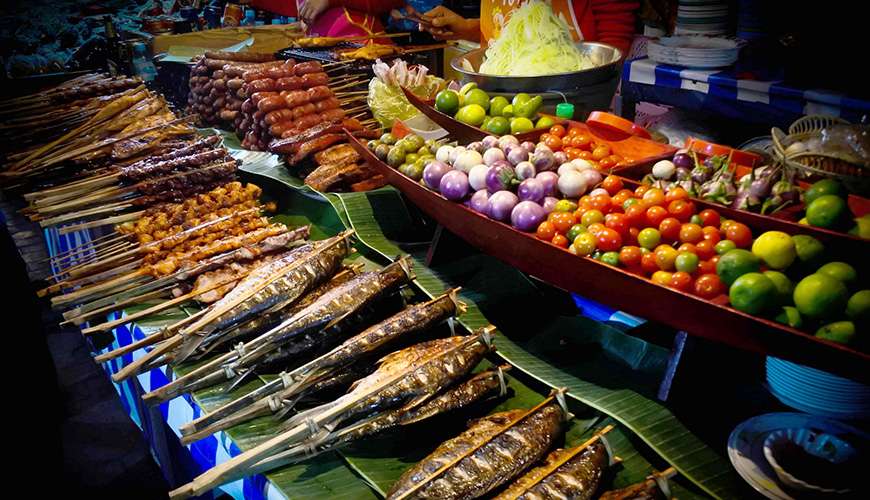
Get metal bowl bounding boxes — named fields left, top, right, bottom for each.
left=450, top=41, right=622, bottom=93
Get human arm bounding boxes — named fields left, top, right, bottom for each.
left=407, top=5, right=480, bottom=42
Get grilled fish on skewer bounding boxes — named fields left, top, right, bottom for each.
left=179, top=288, right=463, bottom=441
left=387, top=395, right=566, bottom=500
left=494, top=427, right=614, bottom=500
left=168, top=329, right=494, bottom=499
left=241, top=366, right=511, bottom=470
left=149, top=256, right=414, bottom=403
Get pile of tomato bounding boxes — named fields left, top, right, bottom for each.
left=535, top=175, right=756, bottom=299
left=539, top=124, right=628, bottom=170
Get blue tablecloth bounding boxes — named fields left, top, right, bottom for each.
left=622, top=56, right=870, bottom=125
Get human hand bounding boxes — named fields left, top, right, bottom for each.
left=408, top=5, right=479, bottom=42
left=298, top=0, right=331, bottom=24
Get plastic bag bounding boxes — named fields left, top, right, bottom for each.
left=367, top=58, right=444, bottom=128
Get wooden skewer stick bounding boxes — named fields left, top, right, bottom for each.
left=81, top=272, right=251, bottom=335
left=39, top=202, right=135, bottom=227
left=48, top=239, right=132, bottom=272
left=61, top=286, right=171, bottom=326
left=43, top=232, right=125, bottom=263
left=94, top=310, right=206, bottom=364
left=58, top=211, right=143, bottom=234
left=24, top=171, right=118, bottom=200
left=50, top=269, right=148, bottom=307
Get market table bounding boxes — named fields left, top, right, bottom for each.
left=621, top=56, right=870, bottom=128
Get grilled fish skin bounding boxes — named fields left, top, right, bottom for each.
left=387, top=402, right=565, bottom=500
left=494, top=441, right=608, bottom=500
left=597, top=472, right=670, bottom=500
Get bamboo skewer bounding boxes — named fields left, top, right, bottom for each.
left=61, top=286, right=172, bottom=326
left=58, top=210, right=143, bottom=234
left=44, top=231, right=126, bottom=263
left=94, top=310, right=207, bottom=363
left=39, top=202, right=135, bottom=227
left=81, top=272, right=253, bottom=335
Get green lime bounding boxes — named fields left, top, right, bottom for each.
left=485, top=116, right=510, bottom=135
left=792, top=234, right=825, bottom=263
left=806, top=195, right=848, bottom=228
left=482, top=116, right=493, bottom=130
left=793, top=273, right=848, bottom=319
left=850, top=214, right=870, bottom=239
left=510, top=117, right=534, bottom=134
left=601, top=251, right=620, bottom=266
left=817, top=261, right=857, bottom=285
left=554, top=199, right=578, bottom=212
left=717, top=249, right=761, bottom=286
left=846, top=290, right=870, bottom=320
left=459, top=82, right=477, bottom=96
left=675, top=252, right=699, bottom=273
left=455, top=104, right=487, bottom=126
left=815, top=321, right=856, bottom=345
left=804, top=179, right=843, bottom=205
left=501, top=104, right=514, bottom=118
left=435, top=89, right=460, bottom=115
left=386, top=147, right=406, bottom=167
left=490, top=96, right=509, bottom=117
left=566, top=224, right=586, bottom=242
left=775, top=306, right=803, bottom=328
left=465, top=88, right=491, bottom=111
left=751, top=231, right=796, bottom=270
left=729, top=272, right=777, bottom=315
left=715, top=240, right=737, bottom=255
left=535, top=116, right=556, bottom=129
left=763, top=270, right=794, bottom=305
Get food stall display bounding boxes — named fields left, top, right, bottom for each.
left=3, top=2, right=868, bottom=498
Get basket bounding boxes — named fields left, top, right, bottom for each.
left=770, top=116, right=870, bottom=193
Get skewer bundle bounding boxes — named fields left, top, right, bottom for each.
left=187, top=51, right=279, bottom=128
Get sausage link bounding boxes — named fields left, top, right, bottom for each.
left=265, top=108, right=294, bottom=125
left=257, top=95, right=286, bottom=113
left=248, top=78, right=276, bottom=93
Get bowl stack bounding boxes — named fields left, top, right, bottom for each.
left=647, top=35, right=741, bottom=68
left=674, top=0, right=730, bottom=36
left=766, top=356, right=870, bottom=420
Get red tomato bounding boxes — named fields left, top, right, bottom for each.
left=589, top=194, right=612, bottom=213
left=641, top=252, right=659, bottom=274
left=586, top=222, right=606, bottom=236
left=577, top=150, right=593, bottom=160
left=549, top=124, right=566, bottom=138
left=624, top=204, right=647, bottom=228
left=642, top=188, right=666, bottom=207
left=575, top=134, right=592, bottom=150
left=550, top=212, right=577, bottom=233
left=592, top=144, right=611, bottom=160
left=578, top=195, right=593, bottom=211
left=702, top=226, right=721, bottom=244
left=543, top=134, right=562, bottom=151
left=625, top=226, right=640, bottom=246
left=634, top=185, right=650, bottom=197
left=694, top=273, right=725, bottom=299
left=659, top=217, right=682, bottom=242
left=567, top=126, right=582, bottom=137
left=667, top=199, right=695, bottom=222
left=725, top=222, right=753, bottom=248
left=645, top=205, right=668, bottom=227
left=695, top=239, right=716, bottom=260
left=698, top=209, right=721, bottom=228
left=698, top=255, right=719, bottom=275
left=604, top=212, right=629, bottom=235
left=619, top=246, right=643, bottom=267
left=665, top=186, right=689, bottom=203
left=551, top=233, right=569, bottom=248
left=611, top=192, right=631, bottom=210
left=565, top=148, right=581, bottom=160
left=596, top=228, right=623, bottom=252
left=679, top=223, right=704, bottom=244
left=536, top=221, right=556, bottom=241
left=670, top=271, right=694, bottom=292
left=598, top=157, right=616, bottom=170
left=605, top=175, right=626, bottom=196
left=677, top=242, right=697, bottom=254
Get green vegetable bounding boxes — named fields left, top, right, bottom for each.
left=490, top=96, right=509, bottom=117
left=514, top=95, right=543, bottom=118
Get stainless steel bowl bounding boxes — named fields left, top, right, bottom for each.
left=450, top=41, right=623, bottom=93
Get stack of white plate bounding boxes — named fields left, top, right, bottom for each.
left=647, top=35, right=741, bottom=68
left=766, top=357, right=870, bottom=420
left=675, top=0, right=730, bottom=36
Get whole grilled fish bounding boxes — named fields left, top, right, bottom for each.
left=220, top=256, right=414, bottom=381
left=387, top=401, right=565, bottom=499
left=281, top=332, right=492, bottom=439
left=171, top=231, right=353, bottom=363
left=180, top=288, right=459, bottom=442
left=248, top=366, right=510, bottom=471
left=494, top=441, right=609, bottom=500
left=188, top=265, right=363, bottom=361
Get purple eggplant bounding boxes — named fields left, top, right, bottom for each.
left=485, top=162, right=518, bottom=193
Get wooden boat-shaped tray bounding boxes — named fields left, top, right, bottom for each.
left=617, top=139, right=870, bottom=245
left=346, top=132, right=870, bottom=383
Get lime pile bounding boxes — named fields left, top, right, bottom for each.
left=799, top=179, right=869, bottom=238
left=367, top=133, right=438, bottom=181
left=434, top=83, right=552, bottom=135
